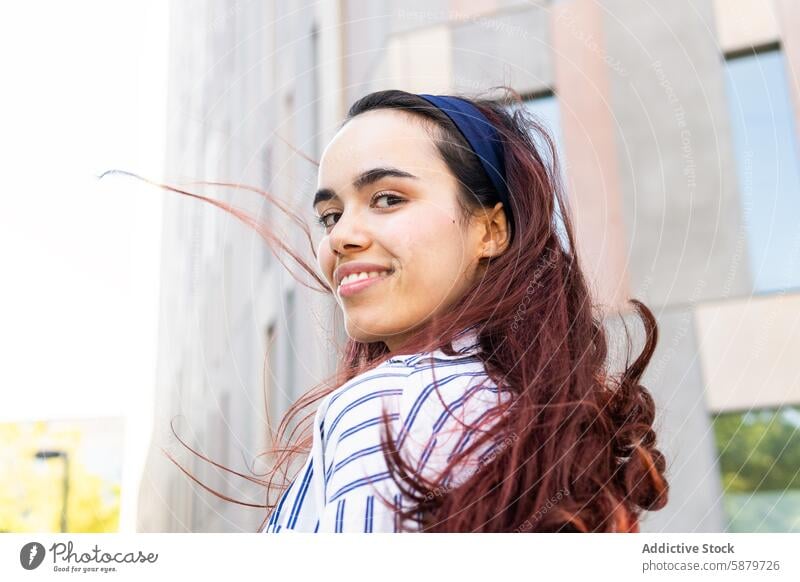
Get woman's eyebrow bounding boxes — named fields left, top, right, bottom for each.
left=311, top=166, right=419, bottom=210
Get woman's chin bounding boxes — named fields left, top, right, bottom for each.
left=344, top=318, right=405, bottom=346
left=344, top=321, right=383, bottom=344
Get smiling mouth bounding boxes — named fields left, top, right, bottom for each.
left=337, top=270, right=394, bottom=297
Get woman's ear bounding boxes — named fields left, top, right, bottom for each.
left=478, top=202, right=510, bottom=259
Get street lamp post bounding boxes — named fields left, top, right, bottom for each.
left=34, top=450, right=69, bottom=533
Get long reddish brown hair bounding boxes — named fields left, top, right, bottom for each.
left=111, top=87, right=668, bottom=532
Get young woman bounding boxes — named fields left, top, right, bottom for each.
left=132, top=88, right=669, bottom=532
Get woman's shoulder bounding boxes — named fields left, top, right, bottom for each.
left=320, top=326, right=489, bottom=420
left=318, top=327, right=510, bottom=454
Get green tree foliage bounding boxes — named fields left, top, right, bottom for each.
left=0, top=421, right=120, bottom=533
left=712, top=405, right=800, bottom=493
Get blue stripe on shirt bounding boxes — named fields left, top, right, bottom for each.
left=325, top=388, right=403, bottom=448
left=324, top=360, right=479, bottom=432
left=335, top=498, right=346, bottom=532
left=322, top=415, right=400, bottom=493
left=329, top=470, right=391, bottom=502
left=325, top=377, right=500, bottom=502
left=322, top=361, right=485, bottom=450
left=396, top=371, right=488, bottom=448
left=266, top=471, right=298, bottom=531
left=338, top=413, right=400, bottom=442
left=406, top=351, right=481, bottom=367
left=365, top=495, right=374, bottom=532
left=447, top=405, right=506, bottom=462
left=416, top=382, right=500, bottom=471
left=326, top=442, right=384, bottom=483
left=287, top=461, right=314, bottom=529
left=393, top=493, right=401, bottom=532
left=264, top=339, right=495, bottom=533
left=327, top=371, right=409, bottom=410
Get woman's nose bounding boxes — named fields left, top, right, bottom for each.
left=328, top=209, right=371, bottom=255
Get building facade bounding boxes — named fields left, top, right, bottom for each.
left=138, top=0, right=800, bottom=532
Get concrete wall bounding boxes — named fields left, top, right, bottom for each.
left=139, top=0, right=800, bottom=532
left=137, top=0, right=342, bottom=533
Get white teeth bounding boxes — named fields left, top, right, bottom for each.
left=339, top=270, right=391, bottom=286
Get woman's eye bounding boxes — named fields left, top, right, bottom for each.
left=316, top=211, right=339, bottom=229
left=371, top=191, right=405, bottom=209
left=314, top=192, right=405, bottom=231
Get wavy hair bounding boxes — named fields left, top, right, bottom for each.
left=112, top=87, right=668, bottom=532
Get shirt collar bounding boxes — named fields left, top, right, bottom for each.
left=386, top=324, right=481, bottom=364
left=449, top=324, right=481, bottom=356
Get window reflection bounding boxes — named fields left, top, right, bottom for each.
left=724, top=49, right=800, bottom=294
left=712, top=405, right=800, bottom=532
left=518, top=94, right=569, bottom=249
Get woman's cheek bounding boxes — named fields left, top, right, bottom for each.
left=383, top=205, right=447, bottom=249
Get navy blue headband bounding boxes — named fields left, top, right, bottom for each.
left=417, top=93, right=514, bottom=239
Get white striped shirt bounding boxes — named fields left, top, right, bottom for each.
left=261, top=326, right=512, bottom=533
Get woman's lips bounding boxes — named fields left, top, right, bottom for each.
left=338, top=270, right=393, bottom=297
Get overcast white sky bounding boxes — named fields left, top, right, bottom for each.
left=0, top=1, right=168, bottom=423
left=0, top=2, right=169, bottom=530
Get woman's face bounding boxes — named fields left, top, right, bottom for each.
left=313, top=109, right=496, bottom=351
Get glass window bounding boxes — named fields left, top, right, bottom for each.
left=724, top=49, right=800, bottom=294
left=523, top=93, right=566, bottom=166
left=711, top=404, right=800, bottom=532
left=509, top=94, right=569, bottom=249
